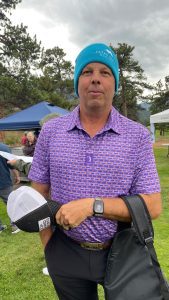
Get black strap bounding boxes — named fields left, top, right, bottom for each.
left=120, top=195, right=169, bottom=299
left=120, top=194, right=153, bottom=243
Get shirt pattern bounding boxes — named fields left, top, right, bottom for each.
left=29, top=106, right=160, bottom=243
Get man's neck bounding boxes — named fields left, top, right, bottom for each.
left=80, top=108, right=111, bottom=138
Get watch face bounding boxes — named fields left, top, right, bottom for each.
left=96, top=203, right=103, bottom=213
left=94, top=199, right=104, bottom=215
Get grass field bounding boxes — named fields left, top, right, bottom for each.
left=0, top=146, right=169, bottom=300
left=153, top=146, right=169, bottom=280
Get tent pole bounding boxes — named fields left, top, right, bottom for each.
left=150, top=122, right=155, bottom=143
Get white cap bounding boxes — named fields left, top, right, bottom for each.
left=7, top=186, right=61, bottom=232
left=7, top=186, right=47, bottom=222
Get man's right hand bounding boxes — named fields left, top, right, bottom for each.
left=55, top=198, right=94, bottom=229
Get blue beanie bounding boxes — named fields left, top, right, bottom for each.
left=74, top=43, right=119, bottom=96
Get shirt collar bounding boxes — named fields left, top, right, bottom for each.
left=66, top=106, right=82, bottom=131
left=104, top=107, right=122, bottom=135
left=66, top=105, right=122, bottom=135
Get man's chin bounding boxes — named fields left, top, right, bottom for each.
left=87, top=101, right=105, bottom=112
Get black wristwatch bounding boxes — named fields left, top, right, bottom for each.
left=93, top=197, right=104, bottom=216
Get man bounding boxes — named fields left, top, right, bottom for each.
left=0, top=142, right=20, bottom=233
left=28, top=43, right=162, bottom=300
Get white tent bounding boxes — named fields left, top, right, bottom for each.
left=150, top=109, right=169, bottom=142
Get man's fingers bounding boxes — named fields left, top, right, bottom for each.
left=56, top=209, right=69, bottom=225
left=70, top=224, right=78, bottom=228
left=55, top=205, right=82, bottom=229
left=62, top=224, right=70, bottom=230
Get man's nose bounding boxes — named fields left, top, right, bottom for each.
left=91, top=71, right=101, bottom=84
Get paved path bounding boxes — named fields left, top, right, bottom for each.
left=11, top=146, right=24, bottom=156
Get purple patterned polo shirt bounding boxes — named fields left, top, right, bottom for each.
left=29, top=106, right=160, bottom=243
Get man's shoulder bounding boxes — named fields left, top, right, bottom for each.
left=118, top=112, right=149, bottom=136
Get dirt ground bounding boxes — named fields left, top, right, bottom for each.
left=154, top=138, right=169, bottom=148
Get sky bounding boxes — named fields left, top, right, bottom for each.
left=10, top=0, right=169, bottom=85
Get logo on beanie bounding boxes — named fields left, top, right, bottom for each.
left=95, top=49, right=113, bottom=59
left=95, top=49, right=113, bottom=57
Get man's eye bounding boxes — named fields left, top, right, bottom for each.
left=102, top=70, right=111, bottom=76
left=81, top=70, right=92, bottom=75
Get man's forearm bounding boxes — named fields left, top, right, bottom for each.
left=55, top=193, right=162, bottom=230
left=39, top=227, right=53, bottom=249
left=103, top=196, right=131, bottom=222
left=31, top=182, right=50, bottom=199
left=102, top=192, right=162, bottom=221
left=31, top=181, right=51, bottom=248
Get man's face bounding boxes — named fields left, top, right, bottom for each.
left=78, top=62, right=115, bottom=114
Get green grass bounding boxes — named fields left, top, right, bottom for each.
left=0, top=147, right=168, bottom=299
left=155, top=129, right=169, bottom=141
left=0, top=222, right=57, bottom=299
left=153, top=147, right=169, bottom=279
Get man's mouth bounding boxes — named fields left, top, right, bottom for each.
left=88, top=90, right=103, bottom=95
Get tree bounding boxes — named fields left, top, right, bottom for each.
left=0, top=61, right=19, bottom=114
left=165, top=76, right=169, bottom=90
left=0, top=0, right=41, bottom=79
left=40, top=47, right=74, bottom=98
left=150, top=78, right=169, bottom=115
left=0, top=0, right=21, bottom=23
left=0, top=0, right=42, bottom=114
left=1, top=23, right=41, bottom=78
left=110, top=43, right=150, bottom=119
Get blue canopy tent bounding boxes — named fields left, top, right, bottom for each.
left=0, top=101, right=69, bottom=131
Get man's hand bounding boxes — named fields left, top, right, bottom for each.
left=56, top=198, right=94, bottom=229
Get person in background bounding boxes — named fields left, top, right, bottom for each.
left=21, top=131, right=28, bottom=146
left=0, top=142, right=20, bottom=234
left=34, top=129, right=40, bottom=139
left=23, top=131, right=37, bottom=157
left=28, top=43, right=161, bottom=300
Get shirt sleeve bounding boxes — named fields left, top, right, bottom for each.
left=129, top=128, right=161, bottom=195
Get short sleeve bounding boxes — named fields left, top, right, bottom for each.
left=129, top=129, right=161, bottom=194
